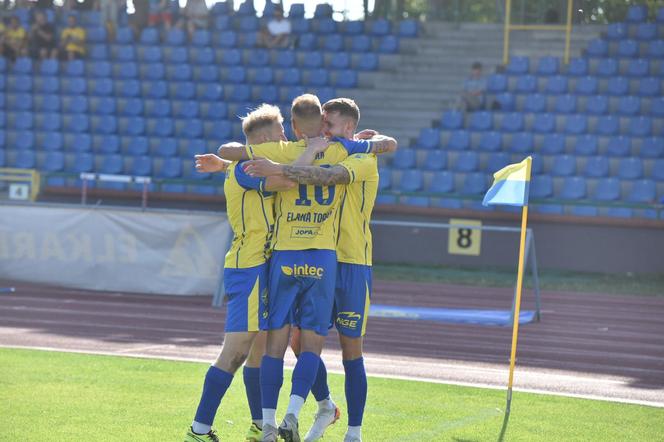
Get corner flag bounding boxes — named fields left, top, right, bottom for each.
left=482, top=156, right=532, bottom=207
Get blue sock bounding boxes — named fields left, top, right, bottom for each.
left=193, top=366, right=234, bottom=426
left=310, top=358, right=330, bottom=401
left=260, top=356, right=283, bottom=409
left=243, top=366, right=262, bottom=421
left=290, top=351, right=320, bottom=400
left=343, top=357, right=367, bottom=427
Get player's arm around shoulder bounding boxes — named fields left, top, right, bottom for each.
left=217, top=142, right=249, bottom=161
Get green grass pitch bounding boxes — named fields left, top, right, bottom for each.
left=1, top=348, right=662, bottom=441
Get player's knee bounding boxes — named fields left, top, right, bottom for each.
left=340, top=335, right=363, bottom=360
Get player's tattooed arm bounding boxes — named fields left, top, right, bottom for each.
left=217, top=141, right=249, bottom=161
left=367, top=134, right=397, bottom=154
left=264, top=176, right=296, bottom=191
left=194, top=154, right=230, bottom=173
left=282, top=164, right=351, bottom=186
left=292, top=136, right=332, bottom=166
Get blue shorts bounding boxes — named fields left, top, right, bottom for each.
left=333, top=263, right=372, bottom=337
left=266, top=249, right=337, bottom=336
left=223, top=263, right=269, bottom=333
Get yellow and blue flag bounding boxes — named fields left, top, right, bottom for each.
left=482, top=156, right=532, bottom=207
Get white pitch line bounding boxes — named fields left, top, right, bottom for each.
left=2, top=344, right=663, bottom=409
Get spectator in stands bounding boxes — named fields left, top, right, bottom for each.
left=29, top=10, right=57, bottom=59
left=131, top=0, right=149, bottom=36
left=181, top=0, right=208, bottom=39
left=100, top=0, right=123, bottom=39
left=258, top=4, right=291, bottom=49
left=3, top=16, right=28, bottom=62
left=460, top=61, right=487, bottom=111
left=148, top=0, right=173, bottom=29
left=59, top=13, right=85, bottom=60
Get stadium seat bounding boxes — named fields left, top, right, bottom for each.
left=274, top=50, right=296, bottom=68
left=618, top=157, right=644, bottom=179
left=41, top=151, right=65, bottom=173
left=289, top=3, right=305, bottom=18
left=618, top=39, right=639, bottom=58
left=530, top=175, right=553, bottom=199
left=329, top=52, right=351, bottom=69
left=149, top=118, right=174, bottom=137
left=314, top=3, right=333, bottom=18
left=583, top=155, right=609, bottom=177
left=140, top=47, right=163, bottom=64
left=86, top=26, right=107, bottom=44
left=441, top=111, right=463, bottom=130
left=629, top=116, right=652, bottom=137
left=97, top=135, right=120, bottom=154
left=651, top=159, right=664, bottom=181
left=554, top=94, right=577, bottom=113
left=638, top=77, right=661, bottom=97
left=532, top=113, right=556, bottom=133
left=606, top=23, right=627, bottom=40
left=658, top=7, right=664, bottom=23
left=41, top=94, right=60, bottom=112
left=378, top=36, right=399, bottom=54
left=427, top=171, right=454, bottom=193
left=178, top=119, right=203, bottom=139
left=551, top=154, right=576, bottom=176
left=8, top=93, right=33, bottom=111
left=100, top=154, right=124, bottom=174
left=66, top=133, right=92, bottom=152
left=469, top=112, right=492, bottom=131
left=515, top=75, right=537, bottom=93
left=596, top=58, right=618, bottom=77
left=323, top=35, right=344, bottom=52
left=574, top=134, right=599, bottom=156
left=342, top=20, right=363, bottom=35
left=536, top=56, right=559, bottom=75
left=616, top=95, right=641, bottom=116
left=139, top=27, right=158, bottom=45
left=204, top=121, right=233, bottom=140
left=486, top=152, right=511, bottom=172
left=607, top=77, right=629, bottom=96
left=461, top=172, right=487, bottom=195
left=523, top=94, right=546, bottom=113
left=153, top=137, right=177, bottom=157
left=89, top=96, right=115, bottom=115
left=89, top=44, right=109, bottom=60
left=143, top=79, right=167, bottom=98
left=13, top=150, right=36, bottom=168
left=647, top=40, right=664, bottom=58
left=640, top=137, right=664, bottom=158
left=567, top=57, right=588, bottom=76
left=116, top=27, right=133, bottom=44
left=452, top=151, right=479, bottom=172
left=558, top=176, right=586, bottom=200
left=545, top=75, right=568, bottom=94
left=564, top=114, right=587, bottom=134
left=627, top=179, right=656, bottom=203
left=399, top=19, right=418, bottom=37
left=575, top=76, right=598, bottom=95
left=39, top=113, right=61, bottom=131
left=91, top=78, right=114, bottom=96
left=171, top=82, right=196, bottom=100
left=595, top=115, right=620, bottom=135
left=493, top=92, right=515, bottom=111
left=39, top=59, right=58, bottom=76
left=370, top=19, right=391, bottom=36
left=196, top=65, right=219, bottom=83
left=191, top=47, right=215, bottom=65
left=291, top=18, right=309, bottom=34
left=506, top=56, right=529, bottom=75
left=115, top=45, right=136, bottom=61
left=167, top=64, right=192, bottom=82
left=607, top=136, right=632, bottom=156
left=165, top=29, right=186, bottom=46
left=583, top=95, right=607, bottom=115
left=130, top=155, right=153, bottom=176
left=145, top=99, right=171, bottom=118
left=246, top=49, right=269, bottom=67
left=13, top=112, right=33, bottom=130
left=447, top=130, right=470, bottom=150
left=626, top=5, right=647, bottom=22
left=40, top=131, right=63, bottom=151
left=487, top=74, right=507, bottom=93
left=256, top=85, right=278, bottom=103
left=509, top=132, right=533, bottom=153
left=116, top=62, right=138, bottom=79
left=422, top=151, right=447, bottom=171
left=192, top=30, right=211, bottom=46
left=71, top=153, right=94, bottom=173
left=593, top=177, right=621, bottom=201
left=126, top=137, right=149, bottom=156
left=35, top=76, right=57, bottom=93
left=304, top=68, right=329, bottom=86
left=478, top=131, right=502, bottom=152
left=217, top=31, right=237, bottom=48
left=398, top=169, right=423, bottom=193
left=392, top=149, right=416, bottom=169
left=334, top=70, right=358, bottom=88
left=62, top=77, right=86, bottom=95
left=627, top=58, right=650, bottom=77
left=501, top=113, right=524, bottom=132
left=297, top=34, right=317, bottom=51
left=586, top=39, right=608, bottom=57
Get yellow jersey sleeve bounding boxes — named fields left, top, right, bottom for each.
left=338, top=154, right=379, bottom=184
left=245, top=140, right=306, bottom=164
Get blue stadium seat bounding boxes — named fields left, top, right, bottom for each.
left=606, top=23, right=627, bottom=40
left=314, top=3, right=333, bottom=18
left=567, top=57, right=588, bottom=76
left=558, top=176, right=586, bottom=200
left=607, top=136, right=632, bottom=156
left=70, top=152, right=94, bottom=173
left=452, top=151, right=479, bottom=172
left=139, top=27, right=158, bottom=45
left=41, top=151, right=65, bottom=173
left=640, top=137, right=664, bottom=158
left=91, top=78, right=114, bottom=96
left=564, top=114, right=587, bottom=134
left=486, top=152, right=511, bottom=172
left=441, top=111, right=463, bottom=130
left=343, top=21, right=363, bottom=35
left=89, top=44, right=109, bottom=61
left=486, top=74, right=507, bottom=93
left=494, top=92, right=515, bottom=111
left=204, top=121, right=233, bottom=140
left=618, top=157, right=644, bottom=179
left=478, top=131, right=502, bottom=152
left=62, top=77, right=87, bottom=95
left=554, top=94, right=577, bottom=113
left=574, top=134, right=599, bottom=155
left=500, top=112, right=524, bottom=132
left=650, top=97, right=664, bottom=117
left=154, top=137, right=177, bottom=157
left=658, top=7, right=664, bottom=23
left=97, top=135, right=120, bottom=154
left=217, top=30, right=238, bottom=48
left=323, top=34, right=343, bottom=52
left=179, top=119, right=204, bottom=139
left=652, top=159, right=664, bottom=181
left=191, top=47, right=215, bottom=66
left=647, top=40, right=664, bottom=58
left=606, top=76, right=629, bottom=96
left=13, top=150, right=36, bottom=168
left=299, top=51, right=322, bottom=69
left=403, top=196, right=429, bottom=207
left=334, top=70, right=358, bottom=88
left=586, top=39, right=608, bottom=57
left=509, top=132, right=533, bottom=153
left=246, top=49, right=269, bottom=67
left=142, top=48, right=164, bottom=66
left=304, top=68, right=329, bottom=86
left=617, top=39, right=639, bottom=58
left=627, top=58, right=650, bottom=77
left=41, top=94, right=61, bottom=112
left=257, top=85, right=278, bottom=103
left=149, top=118, right=174, bottom=137
left=377, top=36, right=399, bottom=54
left=167, top=64, right=192, bottom=82
left=126, top=137, right=149, bottom=156
left=173, top=101, right=199, bottom=119
left=35, top=76, right=58, bottom=94
left=39, top=59, right=58, bottom=76
left=392, top=149, right=416, bottom=169
left=65, top=133, right=91, bottom=152
left=626, top=5, right=647, bottom=22
left=159, top=157, right=183, bottom=180
left=447, top=130, right=470, bottom=150
left=461, top=172, right=487, bottom=195
left=427, top=171, right=454, bottom=193
left=585, top=95, right=608, bottom=115
left=144, top=99, right=171, bottom=118
left=638, top=77, right=661, bottom=97
left=533, top=113, right=556, bottom=133
left=114, top=45, right=136, bottom=61
left=192, top=30, right=212, bottom=47
left=239, top=31, right=259, bottom=48
left=116, top=98, right=142, bottom=117
left=297, top=34, right=317, bottom=51
left=370, top=19, right=391, bottom=36
left=289, top=3, right=305, bottom=18
left=116, top=27, right=134, bottom=44
left=398, top=169, right=423, bottom=193
left=12, top=57, right=32, bottom=74
left=469, top=111, right=492, bottom=131
left=40, top=131, right=63, bottom=151
left=422, top=151, right=447, bottom=171
left=130, top=155, right=152, bottom=176
left=8, top=93, right=33, bottom=111
left=515, top=75, right=537, bottom=93
left=627, top=179, right=656, bottom=202
left=89, top=96, right=115, bottom=115
left=123, top=117, right=146, bottom=136
left=593, top=177, right=621, bottom=201
left=574, top=76, right=598, bottom=95
left=100, top=154, right=124, bottom=174
left=274, top=50, right=296, bottom=68
left=171, top=82, right=196, bottom=100
left=86, top=26, right=107, bottom=44
left=89, top=60, right=111, bottom=77
left=523, top=94, right=546, bottom=112
left=165, top=29, right=186, bottom=46
left=39, top=113, right=61, bottom=131
left=116, top=62, right=138, bottom=79
left=596, top=58, right=618, bottom=77
left=291, top=18, right=310, bottom=34
left=12, top=131, right=34, bottom=150
left=117, top=79, right=141, bottom=98
left=225, top=66, right=246, bottom=83
left=551, top=154, right=576, bottom=176
left=583, top=155, right=609, bottom=178
left=349, top=35, right=371, bottom=52
left=536, top=56, right=559, bottom=75
left=617, top=95, right=641, bottom=115
left=398, top=19, right=419, bottom=37
left=545, top=75, right=568, bottom=94
left=377, top=167, right=391, bottom=191
left=506, top=56, right=529, bottom=75
left=329, top=52, right=350, bottom=69
left=316, top=18, right=338, bottom=34
left=13, top=112, right=33, bottom=130
left=595, top=115, right=620, bottom=136
left=6, top=74, right=30, bottom=93
left=629, top=116, right=652, bottom=136
left=530, top=175, right=553, bottom=199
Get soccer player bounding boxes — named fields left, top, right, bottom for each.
left=244, top=98, right=396, bottom=442
left=184, top=104, right=301, bottom=442
left=218, top=94, right=373, bottom=442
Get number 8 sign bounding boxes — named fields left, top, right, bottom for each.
left=448, top=218, right=482, bottom=256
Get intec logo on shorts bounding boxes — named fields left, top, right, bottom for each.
left=281, top=264, right=324, bottom=279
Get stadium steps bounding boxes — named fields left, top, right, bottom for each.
left=344, top=22, right=604, bottom=146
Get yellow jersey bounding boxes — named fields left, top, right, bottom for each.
left=246, top=139, right=371, bottom=251
left=61, top=26, right=86, bottom=54
left=337, top=153, right=378, bottom=265
left=224, top=161, right=275, bottom=269
left=5, top=26, right=26, bottom=47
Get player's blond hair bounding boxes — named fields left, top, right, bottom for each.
left=241, top=104, right=284, bottom=139
left=291, top=94, right=323, bottom=134
left=322, top=98, right=360, bottom=124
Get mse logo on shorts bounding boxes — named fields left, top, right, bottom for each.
left=281, top=264, right=324, bottom=279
